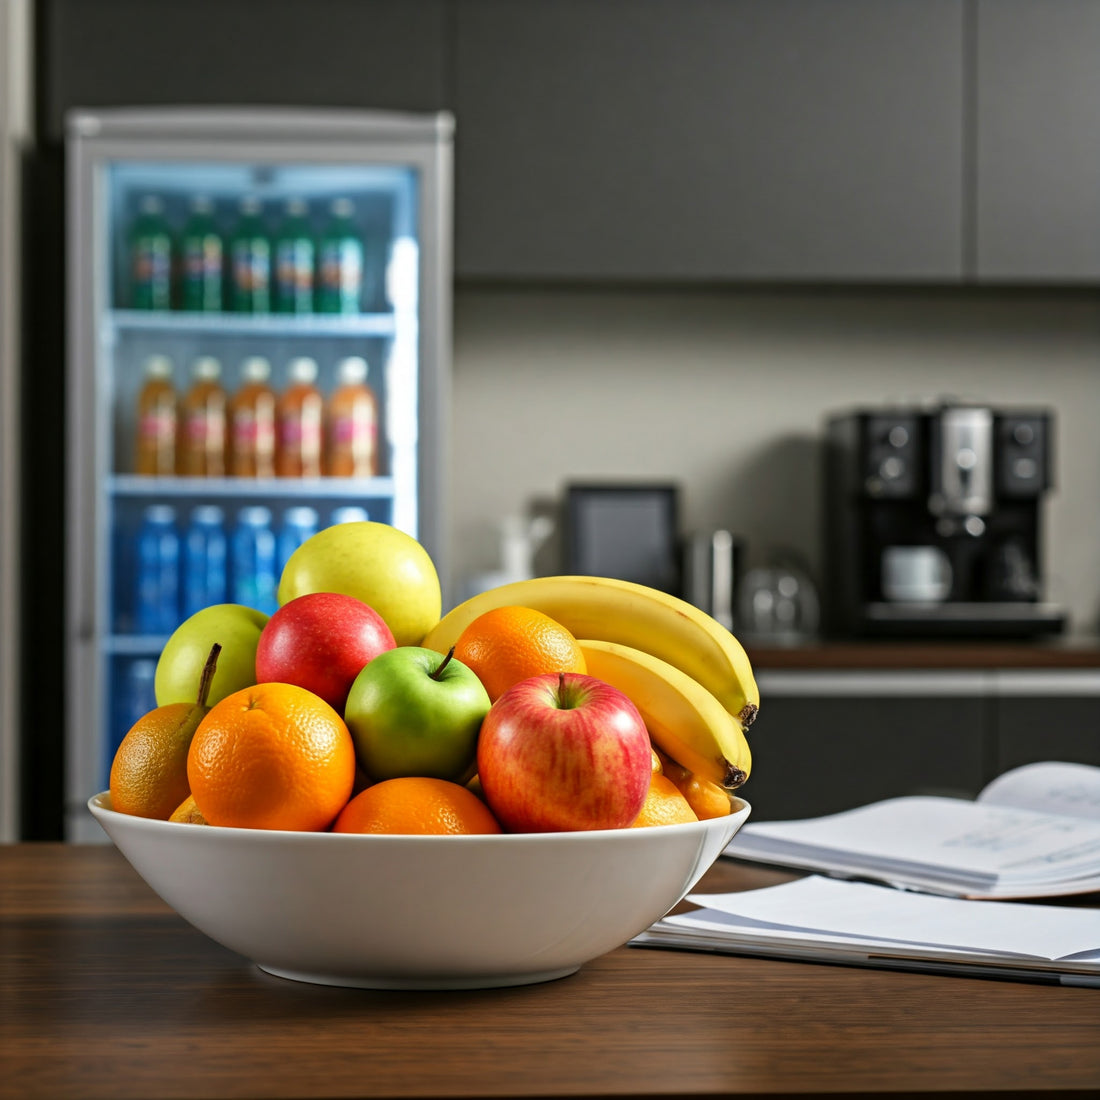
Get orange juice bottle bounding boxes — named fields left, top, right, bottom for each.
left=325, top=356, right=380, bottom=477
left=179, top=356, right=227, bottom=477
left=228, top=356, right=277, bottom=478
left=133, top=354, right=178, bottom=476
left=276, top=356, right=323, bottom=478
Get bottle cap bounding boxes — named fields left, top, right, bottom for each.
left=336, top=356, right=368, bottom=385
left=240, top=356, right=272, bottom=382
left=191, top=505, right=225, bottom=526
left=287, top=356, right=318, bottom=384
left=190, top=196, right=214, bottom=214
left=143, top=354, right=174, bottom=379
left=286, top=197, right=308, bottom=217
left=240, top=195, right=262, bottom=215
left=144, top=504, right=177, bottom=524
left=284, top=506, right=319, bottom=527
left=331, top=197, right=354, bottom=218
left=139, top=195, right=163, bottom=215
left=238, top=506, right=273, bottom=527
left=192, top=355, right=222, bottom=380
left=330, top=506, right=369, bottom=525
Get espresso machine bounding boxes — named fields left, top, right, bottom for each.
left=823, top=403, right=1066, bottom=637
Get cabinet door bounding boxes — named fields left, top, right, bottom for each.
left=38, top=0, right=450, bottom=142
left=995, top=693, right=1100, bottom=772
left=454, top=0, right=964, bottom=280
left=739, top=692, right=988, bottom=821
left=975, top=0, right=1100, bottom=280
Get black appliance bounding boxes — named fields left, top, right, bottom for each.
left=823, top=403, right=1066, bottom=638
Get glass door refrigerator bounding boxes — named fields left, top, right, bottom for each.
left=65, top=107, right=453, bottom=841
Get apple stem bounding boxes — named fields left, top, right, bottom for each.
left=196, top=643, right=222, bottom=708
left=430, top=647, right=456, bottom=681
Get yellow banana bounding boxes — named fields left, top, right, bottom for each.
left=577, top=638, right=751, bottom=790
left=422, top=575, right=759, bottom=729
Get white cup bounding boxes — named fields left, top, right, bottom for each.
left=881, top=546, right=952, bottom=603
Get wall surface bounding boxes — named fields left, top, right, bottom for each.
left=450, top=287, right=1100, bottom=634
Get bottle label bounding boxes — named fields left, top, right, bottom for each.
left=132, top=235, right=172, bottom=308
left=139, top=410, right=175, bottom=443
left=319, top=239, right=363, bottom=309
left=232, top=240, right=271, bottom=294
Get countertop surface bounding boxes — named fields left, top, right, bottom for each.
left=746, top=635, right=1100, bottom=670
left=3, top=843, right=1099, bottom=1100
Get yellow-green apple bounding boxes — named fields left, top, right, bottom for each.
left=477, top=673, right=651, bottom=832
left=344, top=647, right=490, bottom=782
left=255, top=592, right=396, bottom=713
left=155, top=603, right=268, bottom=707
left=277, top=521, right=441, bottom=646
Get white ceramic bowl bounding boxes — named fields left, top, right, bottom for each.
left=89, top=791, right=750, bottom=990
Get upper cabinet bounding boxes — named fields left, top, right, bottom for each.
left=974, top=0, right=1100, bottom=281
left=37, top=0, right=450, bottom=143
left=453, top=0, right=966, bottom=281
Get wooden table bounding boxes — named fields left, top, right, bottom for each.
left=2, top=845, right=1098, bottom=1099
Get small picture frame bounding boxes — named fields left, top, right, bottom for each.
left=564, top=483, right=681, bottom=595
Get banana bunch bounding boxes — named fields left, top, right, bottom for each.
left=420, top=575, right=758, bottom=790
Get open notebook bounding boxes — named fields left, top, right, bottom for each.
left=722, top=761, right=1100, bottom=899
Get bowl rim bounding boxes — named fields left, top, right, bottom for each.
left=87, top=790, right=750, bottom=843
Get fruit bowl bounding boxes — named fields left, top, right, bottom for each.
left=88, top=791, right=751, bottom=990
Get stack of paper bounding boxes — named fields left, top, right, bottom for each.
left=633, top=876, right=1100, bottom=986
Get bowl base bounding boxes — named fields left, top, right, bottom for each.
left=257, top=963, right=582, bottom=990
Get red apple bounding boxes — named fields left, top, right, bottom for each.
left=476, top=672, right=652, bottom=832
left=255, top=592, right=396, bottom=713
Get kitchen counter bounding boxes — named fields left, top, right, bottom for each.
left=3, top=844, right=1098, bottom=1099
left=747, top=636, right=1100, bottom=670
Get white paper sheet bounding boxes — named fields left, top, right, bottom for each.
left=685, top=876, right=1100, bottom=961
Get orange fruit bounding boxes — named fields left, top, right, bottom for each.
left=332, top=776, right=502, bottom=835
left=661, top=755, right=734, bottom=820
left=109, top=644, right=222, bottom=820
left=452, top=605, right=586, bottom=702
left=187, top=682, right=356, bottom=831
left=168, top=794, right=208, bottom=825
left=631, top=774, right=699, bottom=828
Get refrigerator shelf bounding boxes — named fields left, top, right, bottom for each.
left=107, top=309, right=398, bottom=339
left=109, top=474, right=397, bottom=500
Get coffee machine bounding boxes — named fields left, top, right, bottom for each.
left=823, top=403, right=1066, bottom=637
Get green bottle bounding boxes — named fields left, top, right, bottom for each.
left=316, top=197, right=363, bottom=314
left=128, top=195, right=173, bottom=310
left=228, top=197, right=271, bottom=313
left=273, top=198, right=315, bottom=314
left=178, top=197, right=223, bottom=312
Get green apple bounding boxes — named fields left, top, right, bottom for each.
left=344, top=647, right=490, bottom=782
left=277, top=521, right=441, bottom=647
left=154, top=603, right=269, bottom=707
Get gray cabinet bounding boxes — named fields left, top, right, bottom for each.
left=453, top=0, right=965, bottom=281
left=995, top=692, right=1100, bottom=771
left=38, top=0, right=450, bottom=142
left=746, top=670, right=1100, bottom=822
left=974, top=0, right=1100, bottom=281
left=739, top=684, right=988, bottom=822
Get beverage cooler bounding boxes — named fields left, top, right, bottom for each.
left=64, top=107, right=453, bottom=840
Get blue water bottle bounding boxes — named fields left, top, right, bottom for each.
left=232, top=506, right=278, bottom=615
left=277, top=506, right=319, bottom=574
left=183, top=505, right=228, bottom=618
left=136, top=505, right=180, bottom=634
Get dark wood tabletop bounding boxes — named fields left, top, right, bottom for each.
left=2, top=844, right=1098, bottom=1100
